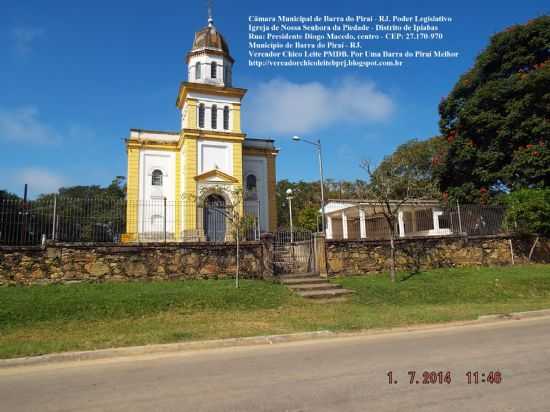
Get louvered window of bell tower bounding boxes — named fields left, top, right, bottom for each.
left=223, top=106, right=229, bottom=130
left=195, top=62, right=201, bottom=80
left=211, top=105, right=217, bottom=129
left=211, top=62, right=217, bottom=79
left=198, top=103, right=205, bottom=128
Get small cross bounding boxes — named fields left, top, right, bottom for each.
left=208, top=0, right=213, bottom=26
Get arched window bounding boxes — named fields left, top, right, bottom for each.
left=195, top=62, right=201, bottom=80
left=198, top=103, right=205, bottom=128
left=151, top=169, right=163, bottom=186
left=211, top=61, right=217, bottom=79
left=211, top=105, right=217, bottom=129
left=246, top=174, right=257, bottom=191
left=223, top=106, right=229, bottom=130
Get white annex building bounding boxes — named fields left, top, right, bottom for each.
left=323, top=200, right=452, bottom=240
left=123, top=15, right=278, bottom=242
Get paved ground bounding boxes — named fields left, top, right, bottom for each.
left=1, top=317, right=550, bottom=411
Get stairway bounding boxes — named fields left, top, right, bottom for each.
left=273, top=247, right=299, bottom=274
left=279, top=273, right=354, bottom=301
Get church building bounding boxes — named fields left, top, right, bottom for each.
left=123, top=16, right=277, bottom=242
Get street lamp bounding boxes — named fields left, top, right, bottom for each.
left=286, top=188, right=294, bottom=242
left=292, top=136, right=326, bottom=234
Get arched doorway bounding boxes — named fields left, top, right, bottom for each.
left=204, top=194, right=227, bottom=241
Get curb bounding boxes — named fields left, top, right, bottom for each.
left=477, top=308, right=550, bottom=322
left=2, top=309, right=550, bottom=370
left=0, top=330, right=336, bottom=370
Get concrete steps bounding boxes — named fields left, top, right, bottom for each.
left=279, top=273, right=354, bottom=301
left=279, top=272, right=320, bottom=279
left=287, top=283, right=343, bottom=292
left=298, top=288, right=354, bottom=300
left=280, top=277, right=327, bottom=285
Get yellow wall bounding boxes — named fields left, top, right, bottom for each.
left=186, top=99, right=198, bottom=129
left=231, top=103, right=241, bottom=133
left=232, top=142, right=244, bottom=214
left=174, top=150, right=182, bottom=239
left=124, top=144, right=140, bottom=241
left=183, top=137, right=198, bottom=231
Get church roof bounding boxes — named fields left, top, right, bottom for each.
left=188, top=23, right=233, bottom=62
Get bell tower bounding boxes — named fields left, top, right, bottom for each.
left=175, top=6, right=248, bottom=238
left=186, top=13, right=233, bottom=87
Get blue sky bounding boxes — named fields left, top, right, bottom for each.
left=1, top=0, right=548, bottom=197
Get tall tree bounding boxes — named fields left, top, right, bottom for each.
left=374, top=137, right=445, bottom=199
left=362, top=150, right=438, bottom=282
left=437, top=16, right=550, bottom=202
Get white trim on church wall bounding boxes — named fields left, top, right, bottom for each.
left=197, top=139, right=233, bottom=175
left=138, top=150, right=176, bottom=235
left=244, top=155, right=268, bottom=232
left=187, top=92, right=240, bottom=104
left=130, top=130, right=179, bottom=143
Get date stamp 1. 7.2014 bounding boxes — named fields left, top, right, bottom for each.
left=387, top=371, right=503, bottom=385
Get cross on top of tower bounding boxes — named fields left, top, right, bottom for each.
left=207, top=0, right=214, bottom=27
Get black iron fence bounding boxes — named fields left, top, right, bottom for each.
left=0, top=198, right=261, bottom=245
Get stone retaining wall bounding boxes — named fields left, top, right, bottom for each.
left=1, top=235, right=548, bottom=285
left=326, top=235, right=550, bottom=276
left=0, top=242, right=265, bottom=286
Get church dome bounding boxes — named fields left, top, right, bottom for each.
left=189, top=22, right=233, bottom=62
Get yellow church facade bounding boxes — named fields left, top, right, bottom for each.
left=123, top=17, right=277, bottom=242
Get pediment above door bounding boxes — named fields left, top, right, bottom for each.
left=194, top=169, right=239, bottom=183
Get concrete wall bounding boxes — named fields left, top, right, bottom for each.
left=0, top=242, right=265, bottom=286
left=326, top=235, right=550, bottom=276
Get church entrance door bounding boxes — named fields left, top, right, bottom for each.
left=204, top=194, right=227, bottom=242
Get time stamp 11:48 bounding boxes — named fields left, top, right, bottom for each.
left=387, top=371, right=503, bottom=385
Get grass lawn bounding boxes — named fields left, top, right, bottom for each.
left=1, top=264, right=549, bottom=359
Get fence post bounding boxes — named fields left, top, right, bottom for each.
left=163, top=197, right=167, bottom=243
left=51, top=195, right=57, bottom=241
left=260, top=232, right=274, bottom=279
left=313, top=232, right=328, bottom=278
left=456, top=199, right=463, bottom=235
left=509, top=239, right=515, bottom=265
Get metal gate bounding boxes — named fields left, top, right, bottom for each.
left=204, top=195, right=227, bottom=242
left=273, top=229, right=314, bottom=274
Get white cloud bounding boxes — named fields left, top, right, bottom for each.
left=12, top=27, right=44, bottom=56
left=0, top=167, right=69, bottom=198
left=0, top=106, right=60, bottom=144
left=245, top=77, right=395, bottom=135
left=13, top=168, right=68, bottom=198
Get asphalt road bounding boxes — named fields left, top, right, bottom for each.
left=1, top=317, right=550, bottom=412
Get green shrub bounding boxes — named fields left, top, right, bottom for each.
left=503, top=188, right=550, bottom=236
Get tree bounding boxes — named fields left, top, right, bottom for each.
left=503, top=188, right=550, bottom=261
left=362, top=153, right=437, bottom=282
left=276, top=179, right=369, bottom=229
left=503, top=188, right=550, bottom=236
left=374, top=137, right=446, bottom=198
left=34, top=177, right=127, bottom=242
left=296, top=207, right=321, bottom=232
left=197, top=185, right=257, bottom=288
left=0, top=190, right=19, bottom=201
left=437, top=16, right=550, bottom=202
